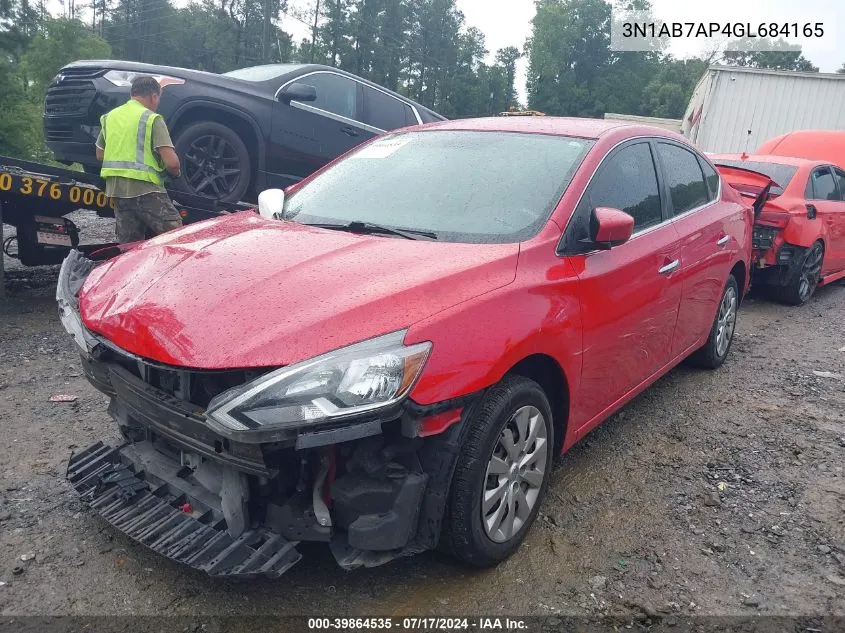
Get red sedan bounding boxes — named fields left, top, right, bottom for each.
left=58, top=117, right=753, bottom=578
left=712, top=153, right=845, bottom=304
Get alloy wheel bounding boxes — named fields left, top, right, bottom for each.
left=715, top=285, right=737, bottom=358
left=183, top=134, right=242, bottom=199
left=798, top=243, right=824, bottom=303
left=481, top=405, right=548, bottom=543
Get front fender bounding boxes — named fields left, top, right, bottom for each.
left=405, top=252, right=582, bottom=413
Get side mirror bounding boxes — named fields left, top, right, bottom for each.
left=590, top=207, right=634, bottom=249
left=278, top=82, right=317, bottom=103
left=257, top=188, right=285, bottom=220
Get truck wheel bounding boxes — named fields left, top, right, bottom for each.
left=688, top=275, right=738, bottom=369
left=775, top=241, right=824, bottom=306
left=442, top=375, right=554, bottom=567
left=173, top=121, right=251, bottom=203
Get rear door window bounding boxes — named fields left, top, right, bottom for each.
left=807, top=167, right=839, bottom=201
left=656, top=142, right=710, bottom=214
left=363, top=87, right=410, bottom=130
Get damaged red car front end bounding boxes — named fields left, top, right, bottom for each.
left=58, top=213, right=519, bottom=577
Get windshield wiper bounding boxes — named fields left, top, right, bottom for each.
left=304, top=220, right=438, bottom=240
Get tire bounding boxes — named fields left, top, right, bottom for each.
left=688, top=275, right=739, bottom=370
left=773, top=241, right=824, bottom=306
left=442, top=375, right=554, bottom=567
left=173, top=121, right=251, bottom=203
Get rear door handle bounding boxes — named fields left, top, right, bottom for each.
left=717, top=235, right=730, bottom=246
left=658, top=259, right=680, bottom=275
left=341, top=126, right=360, bottom=137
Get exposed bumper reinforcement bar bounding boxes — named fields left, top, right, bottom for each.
left=66, top=441, right=302, bottom=579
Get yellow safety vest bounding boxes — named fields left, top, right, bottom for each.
left=100, top=99, right=165, bottom=186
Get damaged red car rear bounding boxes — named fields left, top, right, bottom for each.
left=57, top=118, right=753, bottom=579
left=712, top=154, right=845, bottom=305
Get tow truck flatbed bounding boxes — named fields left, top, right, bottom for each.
left=0, top=155, right=252, bottom=269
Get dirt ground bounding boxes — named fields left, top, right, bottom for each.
left=1, top=219, right=844, bottom=620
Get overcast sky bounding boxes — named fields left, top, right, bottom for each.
left=283, top=0, right=844, bottom=104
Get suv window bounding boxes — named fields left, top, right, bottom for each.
left=807, top=167, right=838, bottom=201
left=833, top=167, right=845, bottom=202
left=587, top=142, right=663, bottom=231
left=363, top=86, right=409, bottom=130
left=297, top=72, right=358, bottom=121
left=657, top=142, right=710, bottom=214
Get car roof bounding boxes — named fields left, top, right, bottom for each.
left=756, top=130, right=845, bottom=169
left=413, top=116, right=688, bottom=140
left=709, top=153, right=828, bottom=168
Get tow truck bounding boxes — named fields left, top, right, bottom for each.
left=0, top=156, right=251, bottom=291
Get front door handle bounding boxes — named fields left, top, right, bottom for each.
left=658, top=259, right=680, bottom=275
left=341, top=126, right=360, bottom=137
left=716, top=235, right=730, bottom=246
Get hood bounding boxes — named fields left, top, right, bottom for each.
left=79, top=212, right=518, bottom=369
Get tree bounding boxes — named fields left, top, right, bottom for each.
left=722, top=39, right=818, bottom=72
left=494, top=45, right=521, bottom=110
left=641, top=56, right=707, bottom=118
left=837, top=62, right=845, bottom=74
left=23, top=17, right=111, bottom=93
left=526, top=0, right=662, bottom=117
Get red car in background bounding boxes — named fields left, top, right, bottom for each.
left=712, top=153, right=845, bottom=305
left=756, top=130, right=845, bottom=170
left=57, top=118, right=753, bottom=579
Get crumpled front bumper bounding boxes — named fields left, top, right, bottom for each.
left=67, top=441, right=302, bottom=579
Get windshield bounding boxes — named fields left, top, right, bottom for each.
left=283, top=130, right=594, bottom=243
left=713, top=159, right=797, bottom=195
left=222, top=64, right=304, bottom=82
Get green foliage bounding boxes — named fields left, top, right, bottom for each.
left=23, top=18, right=112, bottom=93
left=722, top=39, right=818, bottom=72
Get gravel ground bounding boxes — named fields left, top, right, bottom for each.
left=0, top=248, right=844, bottom=621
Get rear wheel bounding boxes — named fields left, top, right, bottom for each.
left=688, top=275, right=738, bottom=369
left=173, top=121, right=251, bottom=203
left=442, top=375, right=554, bottom=567
left=774, top=241, right=824, bottom=306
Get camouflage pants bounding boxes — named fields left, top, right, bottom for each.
left=113, top=193, right=183, bottom=244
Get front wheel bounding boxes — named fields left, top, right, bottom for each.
left=442, top=375, right=554, bottom=567
left=688, top=274, right=739, bottom=369
left=774, top=241, right=824, bottom=306
left=173, top=121, right=251, bottom=203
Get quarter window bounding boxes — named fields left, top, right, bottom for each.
left=585, top=142, right=663, bottom=231
left=363, top=86, right=409, bottom=130
left=657, top=142, right=710, bottom=214
left=832, top=168, right=845, bottom=202
left=699, top=157, right=720, bottom=201
left=807, top=168, right=838, bottom=201
left=297, top=72, right=358, bottom=121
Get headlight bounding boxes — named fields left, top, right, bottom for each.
left=205, top=331, right=431, bottom=440
left=103, top=70, right=185, bottom=89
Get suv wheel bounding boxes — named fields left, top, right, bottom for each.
left=688, top=274, right=738, bottom=369
left=174, top=121, right=251, bottom=203
left=442, top=375, right=554, bottom=567
left=775, top=241, right=824, bottom=306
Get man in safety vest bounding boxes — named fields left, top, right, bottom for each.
left=95, top=75, right=183, bottom=243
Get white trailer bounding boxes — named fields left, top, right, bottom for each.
left=681, top=65, right=845, bottom=153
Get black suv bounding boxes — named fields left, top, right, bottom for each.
left=44, top=61, right=445, bottom=202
